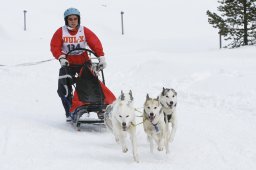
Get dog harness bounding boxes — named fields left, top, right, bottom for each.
left=160, top=101, right=175, bottom=123
left=164, top=112, right=172, bottom=123
left=152, top=122, right=160, bottom=133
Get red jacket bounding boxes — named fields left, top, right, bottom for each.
left=50, top=26, right=104, bottom=65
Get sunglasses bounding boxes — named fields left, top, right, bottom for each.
left=68, top=17, right=78, bottom=21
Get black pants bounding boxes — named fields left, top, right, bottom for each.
left=57, top=65, right=82, bottom=117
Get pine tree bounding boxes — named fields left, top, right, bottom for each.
left=207, top=0, right=256, bottom=48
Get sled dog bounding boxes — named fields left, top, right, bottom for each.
left=143, top=94, right=169, bottom=153
left=159, top=87, right=177, bottom=143
left=105, top=90, right=139, bottom=162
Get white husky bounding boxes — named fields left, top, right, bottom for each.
left=104, top=90, right=139, bottom=162
left=143, top=94, right=169, bottom=153
left=159, top=87, right=177, bottom=143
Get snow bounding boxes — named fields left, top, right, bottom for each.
left=1, top=0, right=256, bottom=169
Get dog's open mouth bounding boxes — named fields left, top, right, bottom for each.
left=167, top=102, right=173, bottom=108
left=148, top=115, right=155, bottom=122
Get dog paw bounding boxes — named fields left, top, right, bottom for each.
left=134, top=156, right=139, bottom=163
left=157, top=146, right=164, bottom=151
left=122, top=148, right=128, bottom=153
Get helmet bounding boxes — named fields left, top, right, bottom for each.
left=64, top=8, right=81, bottom=26
left=64, top=8, right=80, bottom=18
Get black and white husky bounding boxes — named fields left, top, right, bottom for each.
left=143, top=94, right=169, bottom=153
left=159, top=87, right=177, bottom=143
left=105, top=90, right=139, bottom=162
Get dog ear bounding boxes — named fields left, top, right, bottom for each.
left=146, top=93, right=150, bottom=100
left=156, top=96, right=160, bottom=105
left=171, top=88, right=177, bottom=96
left=129, top=90, right=134, bottom=101
left=162, top=87, right=165, bottom=96
left=121, top=90, right=125, bottom=100
left=156, top=96, right=160, bottom=103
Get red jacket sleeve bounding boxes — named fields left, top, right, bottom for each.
left=50, top=27, right=63, bottom=60
left=84, top=27, right=104, bottom=57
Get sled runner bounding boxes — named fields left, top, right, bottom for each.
left=61, top=48, right=116, bottom=131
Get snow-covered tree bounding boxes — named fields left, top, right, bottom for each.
left=207, top=0, right=256, bottom=48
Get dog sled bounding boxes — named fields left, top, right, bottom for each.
left=61, top=48, right=116, bottom=130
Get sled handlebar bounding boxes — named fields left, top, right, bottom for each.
left=66, top=48, right=97, bottom=57
left=65, top=48, right=106, bottom=85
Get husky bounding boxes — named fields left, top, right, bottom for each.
left=143, top=94, right=169, bottom=153
left=104, top=90, right=139, bottom=162
left=159, top=87, right=177, bottom=143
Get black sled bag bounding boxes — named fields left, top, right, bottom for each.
left=75, top=63, right=105, bottom=104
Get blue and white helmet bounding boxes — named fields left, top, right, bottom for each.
left=64, top=8, right=81, bottom=25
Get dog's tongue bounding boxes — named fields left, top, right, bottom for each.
left=149, top=116, right=154, bottom=121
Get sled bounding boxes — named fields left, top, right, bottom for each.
left=71, top=105, right=107, bottom=131
left=64, top=48, right=116, bottom=131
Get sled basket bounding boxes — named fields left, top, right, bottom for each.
left=65, top=48, right=116, bottom=130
